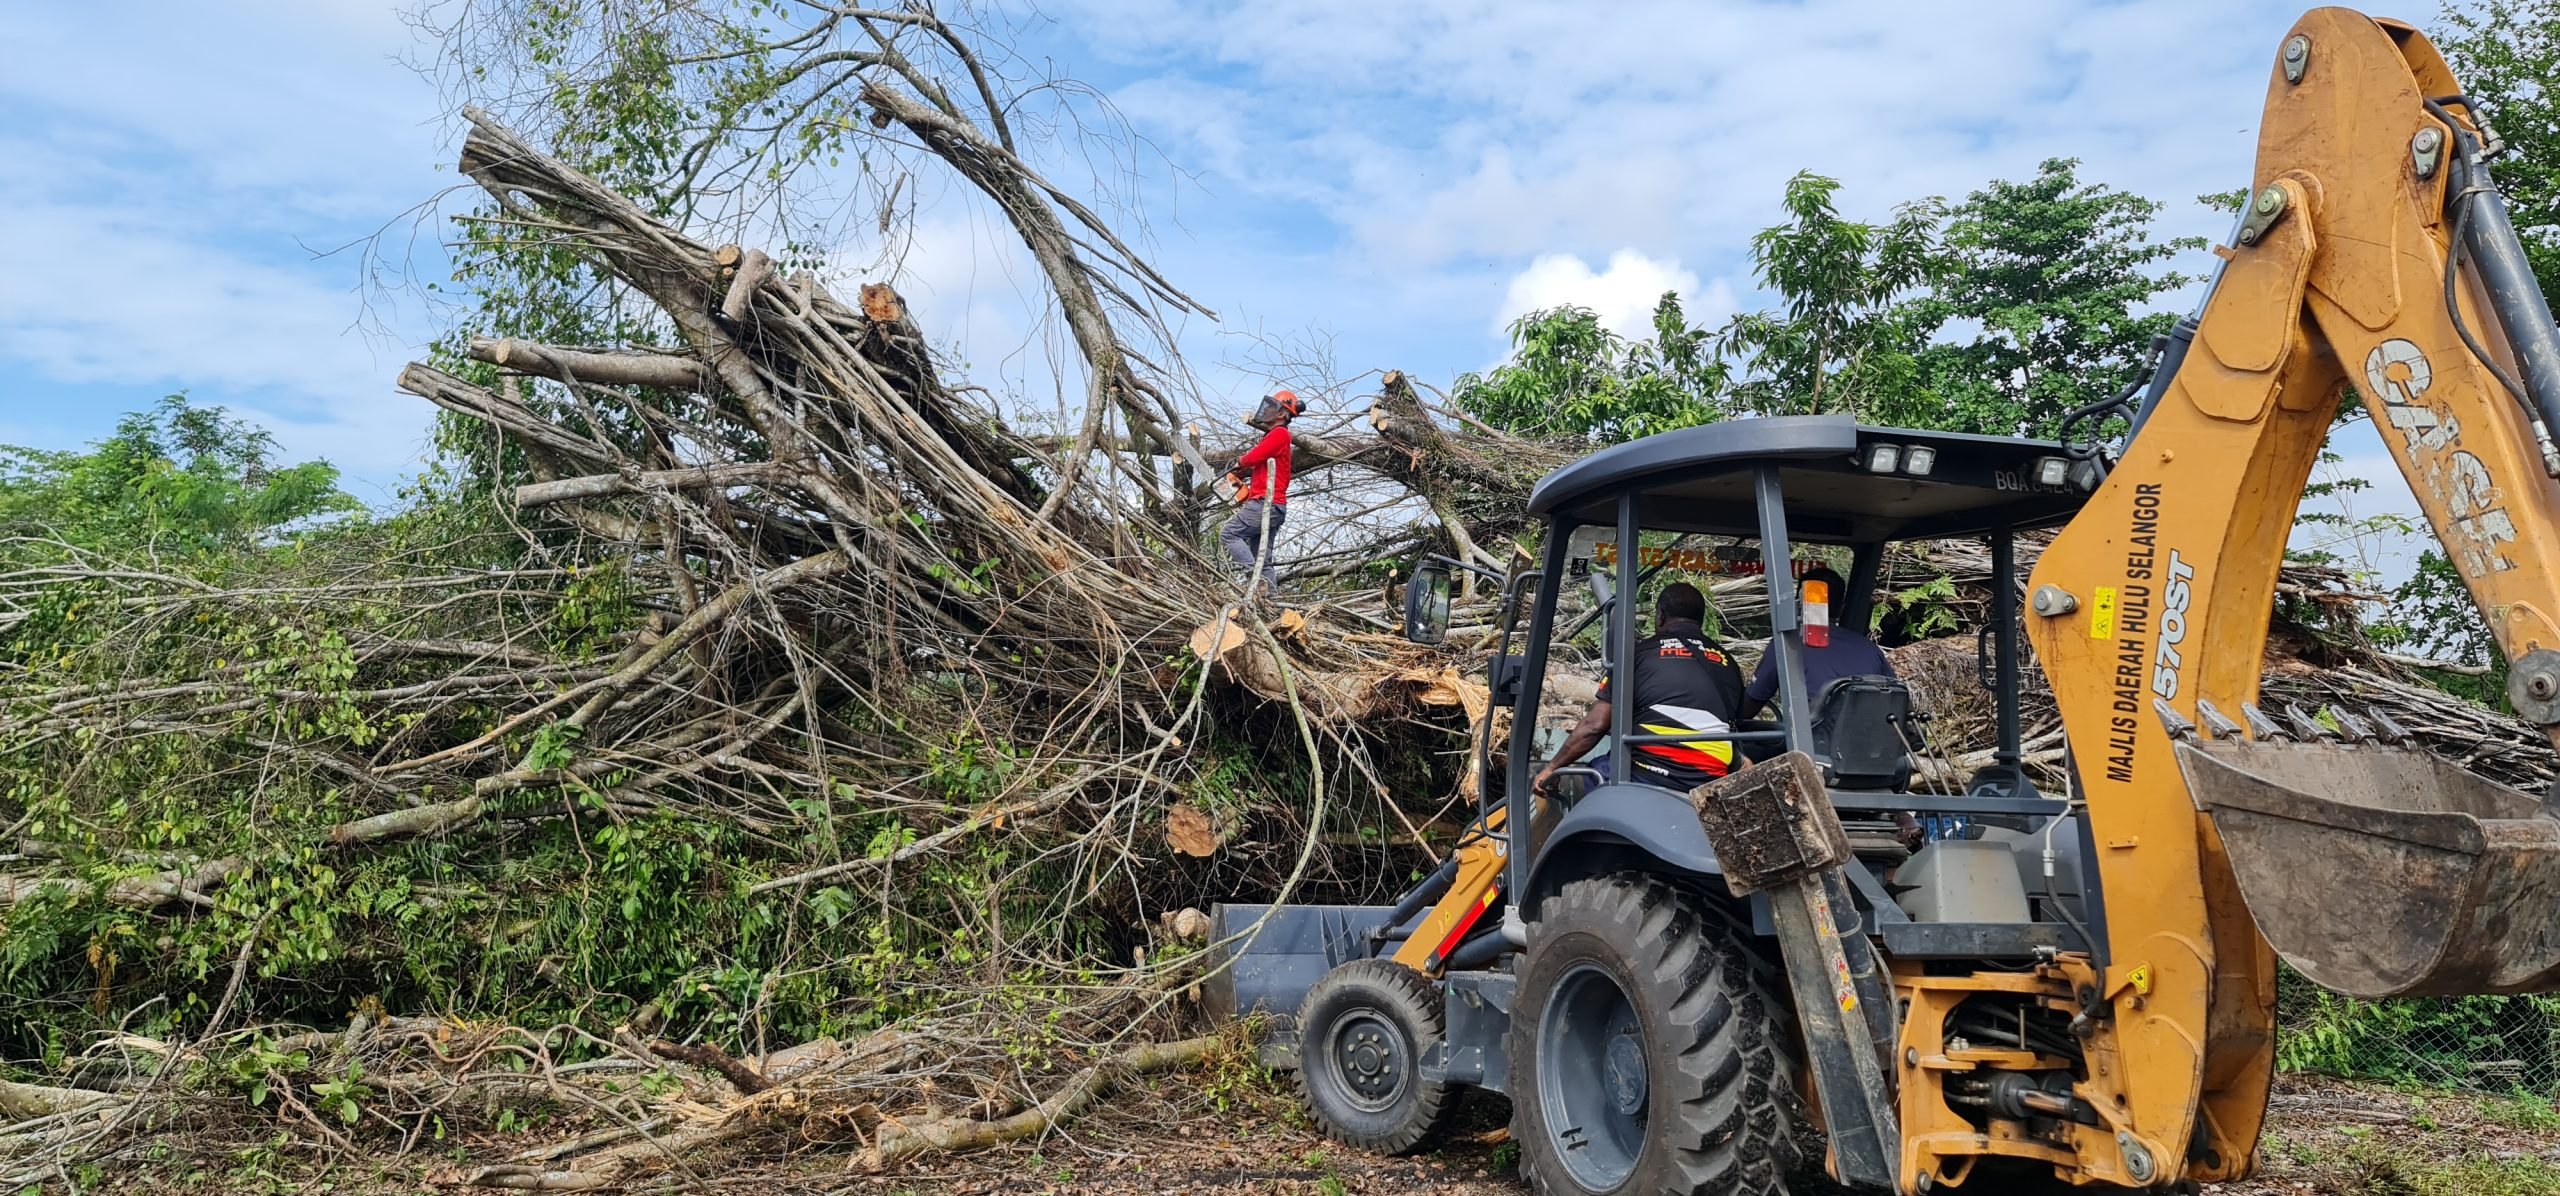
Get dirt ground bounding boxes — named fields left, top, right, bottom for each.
left=87, top=1071, right=2560, bottom=1194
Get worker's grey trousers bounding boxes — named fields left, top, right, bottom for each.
left=1220, top=500, right=1287, bottom=590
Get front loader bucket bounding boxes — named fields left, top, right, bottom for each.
left=1198, top=903, right=1400, bottom=1027
left=2176, top=736, right=2560, bottom=998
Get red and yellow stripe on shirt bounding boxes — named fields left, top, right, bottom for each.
left=1637, top=722, right=1737, bottom=776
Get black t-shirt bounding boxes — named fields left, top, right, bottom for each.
left=1596, top=619, right=1748, bottom=788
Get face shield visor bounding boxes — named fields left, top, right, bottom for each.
left=1247, top=390, right=1304, bottom=430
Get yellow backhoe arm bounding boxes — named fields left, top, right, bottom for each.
left=2026, top=7, right=2560, bottom=1184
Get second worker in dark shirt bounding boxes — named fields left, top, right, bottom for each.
left=1740, top=565, right=1897, bottom=720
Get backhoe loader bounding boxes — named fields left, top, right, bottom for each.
left=1203, top=8, right=2560, bottom=1193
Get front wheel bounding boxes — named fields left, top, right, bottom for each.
left=1295, top=958, right=1462, bottom=1154
left=1511, top=872, right=1802, bottom=1196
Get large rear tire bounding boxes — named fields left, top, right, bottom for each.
left=1511, top=872, right=1802, bottom=1196
left=1295, top=958, right=1463, bottom=1155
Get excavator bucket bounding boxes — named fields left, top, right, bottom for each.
left=2176, top=726, right=2560, bottom=998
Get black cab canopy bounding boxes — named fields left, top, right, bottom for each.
left=1524, top=414, right=2094, bottom=543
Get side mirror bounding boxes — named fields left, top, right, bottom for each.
left=1402, top=560, right=1454, bottom=645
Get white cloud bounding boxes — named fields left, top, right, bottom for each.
left=0, top=0, right=450, bottom=482
left=0, top=0, right=2367, bottom=510
left=1494, top=250, right=1726, bottom=341
left=1059, top=0, right=2304, bottom=356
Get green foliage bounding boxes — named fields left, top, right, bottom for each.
left=222, top=1042, right=311, bottom=1109
left=2338, top=1144, right=2560, bottom=1196
left=0, top=394, right=356, bottom=560
left=922, top=730, right=1021, bottom=804
left=1719, top=172, right=1945, bottom=419
left=1899, top=159, right=2203, bottom=436
left=2485, top=1091, right=2560, bottom=1132
left=1196, top=1029, right=1274, bottom=1113
left=309, top=1060, right=372, bottom=1125
left=2278, top=963, right=2559, bottom=1087
left=1881, top=574, right=1963, bottom=640
left=550, top=562, right=634, bottom=657
left=1452, top=298, right=1724, bottom=442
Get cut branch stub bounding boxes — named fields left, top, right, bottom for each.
left=720, top=248, right=774, bottom=323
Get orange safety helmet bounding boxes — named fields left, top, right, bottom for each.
left=1248, top=389, right=1306, bottom=429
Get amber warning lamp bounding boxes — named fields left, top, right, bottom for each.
left=1802, top=576, right=1831, bottom=649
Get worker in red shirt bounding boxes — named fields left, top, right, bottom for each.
left=1221, top=389, right=1303, bottom=591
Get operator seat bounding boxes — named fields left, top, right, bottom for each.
left=1808, top=675, right=1915, bottom=791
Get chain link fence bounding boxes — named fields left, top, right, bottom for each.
left=2278, top=966, right=2560, bottom=1091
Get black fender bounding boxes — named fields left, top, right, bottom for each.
left=1523, top=783, right=1724, bottom=918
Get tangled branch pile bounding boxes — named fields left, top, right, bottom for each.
left=0, top=79, right=1566, bottom=1179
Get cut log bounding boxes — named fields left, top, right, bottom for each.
left=647, top=1038, right=771, bottom=1095
left=397, top=363, right=622, bottom=467
left=1164, top=804, right=1219, bottom=857
left=0, top=1079, right=121, bottom=1120
left=469, top=337, right=716, bottom=392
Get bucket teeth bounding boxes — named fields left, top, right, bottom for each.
left=2368, top=707, right=2415, bottom=747
left=2195, top=699, right=2246, bottom=740
left=2327, top=705, right=2377, bottom=744
left=2239, top=701, right=2286, bottom=741
left=2155, top=698, right=2199, bottom=741
left=2284, top=703, right=2336, bottom=741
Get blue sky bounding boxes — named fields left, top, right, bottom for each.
left=0, top=0, right=2418, bottom=577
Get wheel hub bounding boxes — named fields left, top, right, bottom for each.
left=1539, top=962, right=1649, bottom=1190
left=1604, top=1029, right=1647, bottom=1115
left=1330, top=1011, right=1408, bottom=1109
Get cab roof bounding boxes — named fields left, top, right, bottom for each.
left=1524, top=414, right=2095, bottom=544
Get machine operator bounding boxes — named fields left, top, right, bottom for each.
left=1531, top=581, right=1746, bottom=797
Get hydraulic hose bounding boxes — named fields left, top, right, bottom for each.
left=2428, top=96, right=2560, bottom=474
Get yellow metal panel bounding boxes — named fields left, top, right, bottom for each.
left=1390, top=805, right=1509, bottom=974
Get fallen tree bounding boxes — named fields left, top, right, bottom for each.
left=0, top=34, right=1557, bottom=1181
left=0, top=13, right=2543, bottom=1189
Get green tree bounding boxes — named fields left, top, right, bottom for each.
left=1452, top=296, right=1725, bottom=442
left=1716, top=172, right=1945, bottom=418
left=2375, top=548, right=2510, bottom=705
left=2436, top=0, right=2560, bottom=304
left=1456, top=166, right=2207, bottom=444
left=1897, top=159, right=2203, bottom=436
left=0, top=394, right=356, bottom=559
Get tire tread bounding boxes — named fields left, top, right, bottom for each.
left=1296, top=958, right=1463, bottom=1155
left=1512, top=872, right=1804, bottom=1196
